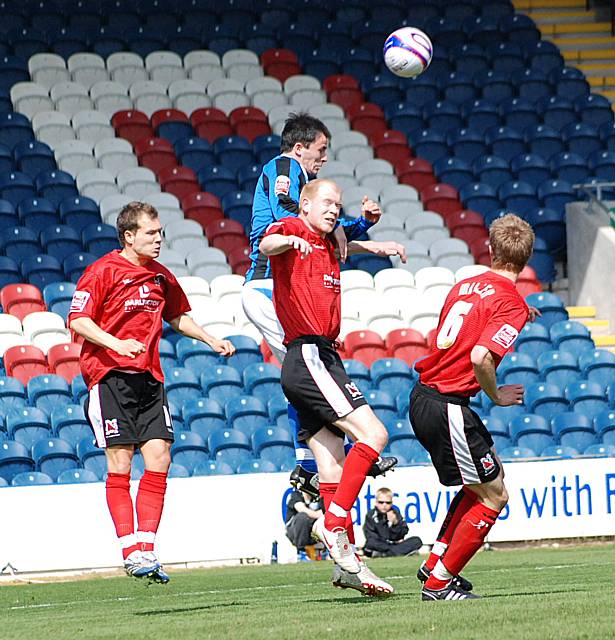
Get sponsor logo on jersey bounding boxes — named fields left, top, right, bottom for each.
left=459, top=281, right=495, bottom=299
left=274, top=175, right=291, bottom=196
left=491, top=323, right=519, bottom=349
left=105, top=418, right=120, bottom=437
left=323, top=273, right=340, bottom=289
left=480, top=452, right=496, bottom=473
left=139, top=284, right=150, bottom=298
left=69, top=290, right=90, bottom=312
left=124, top=298, right=160, bottom=312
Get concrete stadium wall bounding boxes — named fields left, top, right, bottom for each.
left=1, top=458, right=614, bottom=574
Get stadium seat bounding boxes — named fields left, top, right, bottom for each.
left=27, top=373, right=72, bottom=413
left=176, top=337, right=220, bottom=375
left=509, top=413, right=554, bottom=453
left=21, top=254, right=65, bottom=290
left=165, top=367, right=202, bottom=406
left=237, top=459, right=278, bottom=474
left=6, top=406, right=51, bottom=449
left=4, top=344, right=49, bottom=385
left=170, top=431, right=209, bottom=475
left=578, top=350, right=615, bottom=386
left=208, top=428, right=252, bottom=467
left=497, top=352, right=539, bottom=385
left=552, top=412, right=596, bottom=452
left=537, top=350, right=580, bottom=388
left=540, top=445, right=578, bottom=458
left=200, top=365, right=243, bottom=406
left=243, top=363, right=282, bottom=402
left=11, top=470, right=54, bottom=486
left=182, top=397, right=227, bottom=441
left=525, top=292, right=568, bottom=330
left=225, top=396, right=269, bottom=437
left=370, top=358, right=414, bottom=398
left=57, top=468, right=99, bottom=484
left=0, top=375, right=27, bottom=413
left=0, top=440, right=35, bottom=483
left=525, top=382, right=568, bottom=420
left=498, top=446, right=537, bottom=461
left=43, top=282, right=76, bottom=320
left=51, top=403, right=89, bottom=442
left=193, top=460, right=234, bottom=476
left=32, top=437, right=79, bottom=481
left=550, top=320, right=594, bottom=355
left=565, top=381, right=608, bottom=418
left=344, top=330, right=388, bottom=367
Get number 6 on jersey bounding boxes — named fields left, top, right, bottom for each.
left=436, top=301, right=474, bottom=349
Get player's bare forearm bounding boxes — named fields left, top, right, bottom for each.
left=169, top=314, right=235, bottom=356
left=69, top=316, right=145, bottom=358
left=346, top=240, right=407, bottom=262
left=471, top=345, right=524, bottom=406
left=259, top=234, right=312, bottom=257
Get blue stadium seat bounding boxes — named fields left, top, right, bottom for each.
left=0, top=255, right=20, bottom=287
left=243, top=363, right=281, bottom=402
left=0, top=376, right=27, bottom=413
left=175, top=137, right=215, bottom=173
left=461, top=99, right=500, bottom=134
left=509, top=413, right=554, bottom=453
left=82, top=223, right=120, bottom=257
left=32, top=437, right=79, bottom=481
left=404, top=73, right=441, bottom=109
left=208, top=428, right=252, bottom=467
left=364, top=74, right=404, bottom=107
left=252, top=426, right=293, bottom=456
left=59, top=196, right=100, bottom=232
left=551, top=66, right=590, bottom=100
left=527, top=40, right=564, bottom=74
left=565, top=381, right=608, bottom=418
left=384, top=417, right=415, bottom=443
left=237, top=164, right=263, bottom=194
left=510, top=153, right=551, bottom=189
left=498, top=446, right=537, bottom=460
left=489, top=41, right=525, bottom=73
left=497, top=352, right=539, bottom=385
left=0, top=171, right=36, bottom=207
left=385, top=101, right=424, bottom=138
left=370, top=358, right=414, bottom=398
left=459, top=182, right=500, bottom=216
left=71, top=375, right=88, bottom=405
left=539, top=96, right=577, bottom=130
left=6, top=406, right=51, bottom=449
left=193, top=460, right=234, bottom=476
left=525, top=208, right=566, bottom=254
left=562, top=122, right=601, bottom=157
left=588, top=150, right=615, bottom=182
left=514, top=69, right=553, bottom=102
left=57, top=468, right=100, bottom=484
left=237, top=458, right=278, bottom=474
left=574, top=93, right=613, bottom=126
left=472, top=154, right=511, bottom=189
left=450, top=44, right=489, bottom=77
left=488, top=403, right=525, bottom=425
left=21, top=254, right=64, bottom=289
left=485, top=125, right=526, bottom=161
left=599, top=120, right=615, bottom=151
left=225, top=395, right=269, bottom=437
left=0, top=198, right=17, bottom=226
left=342, top=359, right=371, bottom=393
left=27, top=374, right=72, bottom=413
left=0, top=440, right=35, bottom=483
left=423, top=100, right=463, bottom=135
left=440, top=71, right=477, bottom=106
left=197, top=165, right=238, bottom=199
left=51, top=403, right=90, bottom=444
left=364, top=389, right=397, bottom=424
left=77, top=436, right=106, bottom=477
left=40, top=225, right=82, bottom=263
left=200, top=365, right=243, bottom=406
left=525, top=292, right=568, bottom=330
left=481, top=415, right=509, bottom=438
left=447, top=129, right=487, bottom=165
left=170, top=431, right=209, bottom=475
left=63, top=252, right=97, bottom=283
left=550, top=320, right=594, bottom=355
left=389, top=438, right=429, bottom=463
left=537, top=350, right=579, bottom=388
left=410, top=129, right=448, bottom=164
left=225, top=334, right=262, bottom=372
left=35, top=170, right=78, bottom=207
left=0, top=225, right=39, bottom=259
left=158, top=338, right=176, bottom=370
left=167, top=462, right=190, bottom=478
left=584, top=443, right=615, bottom=457
left=578, top=349, right=615, bottom=386
left=541, top=444, right=578, bottom=458
left=164, top=367, right=201, bottom=406
left=253, top=134, right=281, bottom=165
left=549, top=151, right=589, bottom=184
left=182, top=397, right=226, bottom=439
left=500, top=97, right=541, bottom=130
left=11, top=470, right=54, bottom=486
left=176, top=337, right=220, bottom=374
left=0, top=112, right=34, bottom=150
left=475, top=70, right=515, bottom=105
left=13, top=140, right=56, bottom=178
left=525, top=125, right=565, bottom=159
left=552, top=412, right=596, bottom=451
left=595, top=409, right=615, bottom=445
left=266, top=391, right=289, bottom=423
left=498, top=180, right=539, bottom=216
left=525, top=382, right=568, bottom=419
left=214, top=136, right=254, bottom=171
left=500, top=13, right=541, bottom=47
left=221, top=190, right=253, bottom=230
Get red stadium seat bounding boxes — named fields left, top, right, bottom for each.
left=260, top=48, right=299, bottom=68
left=265, top=61, right=302, bottom=83
left=348, top=102, right=387, bottom=138
left=447, top=209, right=488, bottom=244
left=4, top=344, right=49, bottom=385
left=158, top=165, right=199, bottom=199
left=47, top=342, right=81, bottom=382
left=470, top=236, right=491, bottom=266
left=111, top=110, right=153, bottom=146
left=396, top=157, right=437, bottom=190
left=0, top=283, right=46, bottom=321
left=343, top=330, right=387, bottom=367
left=372, top=129, right=412, bottom=165
left=516, top=265, right=542, bottom=295
left=181, top=191, right=224, bottom=228
left=229, top=107, right=270, bottom=142
left=190, top=108, right=232, bottom=143
left=323, top=75, right=360, bottom=94
left=134, top=137, right=177, bottom=173
left=420, top=183, right=462, bottom=217
left=228, top=245, right=251, bottom=276
left=150, top=108, right=190, bottom=130
left=385, top=328, right=429, bottom=364
left=206, top=219, right=248, bottom=254
left=329, top=88, right=365, bottom=112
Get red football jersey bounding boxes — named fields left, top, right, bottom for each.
left=68, top=250, right=190, bottom=388
left=266, top=216, right=341, bottom=344
left=415, top=271, right=529, bottom=396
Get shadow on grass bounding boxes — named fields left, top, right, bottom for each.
left=135, top=602, right=248, bottom=616
left=484, top=588, right=587, bottom=599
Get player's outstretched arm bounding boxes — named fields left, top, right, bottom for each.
left=70, top=316, right=146, bottom=358
left=346, top=239, right=407, bottom=263
left=168, top=314, right=235, bottom=357
left=471, top=345, right=524, bottom=406
left=259, top=234, right=313, bottom=257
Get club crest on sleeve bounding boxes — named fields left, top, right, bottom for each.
left=274, top=175, right=291, bottom=196
left=491, top=323, right=518, bottom=349
left=69, top=290, right=90, bottom=312
left=480, top=452, right=496, bottom=473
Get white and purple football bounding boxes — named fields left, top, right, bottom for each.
left=383, top=27, right=433, bottom=78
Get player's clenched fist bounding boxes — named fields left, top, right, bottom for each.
left=361, top=196, right=382, bottom=223
left=210, top=338, right=236, bottom=357
left=287, top=234, right=313, bottom=257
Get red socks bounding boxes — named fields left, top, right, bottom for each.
left=425, top=500, right=500, bottom=590
left=424, top=489, right=477, bottom=571
left=324, top=442, right=379, bottom=532
left=320, top=482, right=355, bottom=544
left=136, top=470, right=168, bottom=552
left=106, top=470, right=168, bottom=559
left=106, top=472, right=137, bottom=559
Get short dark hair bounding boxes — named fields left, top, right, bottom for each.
left=280, top=112, right=331, bottom=153
left=116, top=201, right=159, bottom=246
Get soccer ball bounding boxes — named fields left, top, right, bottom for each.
left=383, top=27, right=433, bottom=78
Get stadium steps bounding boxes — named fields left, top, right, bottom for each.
left=567, top=305, right=612, bottom=336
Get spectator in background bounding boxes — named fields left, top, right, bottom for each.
left=285, top=489, right=323, bottom=560
left=363, top=487, right=422, bottom=558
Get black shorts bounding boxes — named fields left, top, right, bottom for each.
left=409, top=382, right=500, bottom=487
left=281, top=335, right=367, bottom=442
left=85, top=370, right=175, bottom=448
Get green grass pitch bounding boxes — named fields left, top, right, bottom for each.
left=2, top=544, right=614, bottom=640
